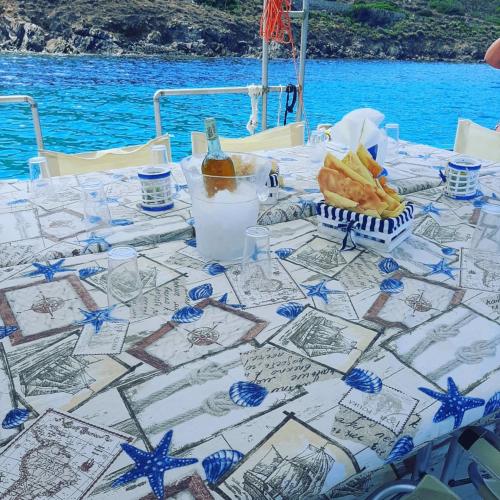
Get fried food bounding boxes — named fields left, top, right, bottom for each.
left=318, top=148, right=405, bottom=219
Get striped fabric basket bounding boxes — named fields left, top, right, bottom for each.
left=316, top=200, right=414, bottom=253
left=263, top=172, right=280, bottom=205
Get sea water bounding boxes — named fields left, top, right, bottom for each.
left=192, top=181, right=259, bottom=262
left=0, top=55, right=499, bottom=179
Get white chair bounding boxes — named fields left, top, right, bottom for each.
left=454, top=119, right=500, bottom=163
left=42, top=134, right=172, bottom=177
left=191, top=122, right=305, bottom=155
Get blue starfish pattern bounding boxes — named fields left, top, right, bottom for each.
left=421, top=203, right=441, bottom=216
left=419, top=377, right=484, bottom=429
left=75, top=305, right=127, bottom=334
left=301, top=280, right=341, bottom=304
left=112, top=430, right=197, bottom=500
left=25, top=259, right=76, bottom=282
left=81, top=232, right=111, bottom=253
left=424, top=259, right=458, bottom=280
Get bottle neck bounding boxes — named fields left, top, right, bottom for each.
left=207, top=134, right=222, bottom=156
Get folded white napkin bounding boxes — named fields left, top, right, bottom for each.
left=329, top=108, right=388, bottom=164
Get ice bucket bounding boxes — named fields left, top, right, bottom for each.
left=181, top=153, right=271, bottom=262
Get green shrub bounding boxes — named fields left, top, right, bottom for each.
left=194, top=0, right=238, bottom=10
left=348, top=2, right=404, bottom=26
left=429, top=0, right=465, bottom=16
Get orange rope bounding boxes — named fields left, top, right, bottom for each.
left=260, top=0, right=294, bottom=45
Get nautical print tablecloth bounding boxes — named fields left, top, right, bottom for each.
left=0, top=140, right=497, bottom=270
left=0, top=170, right=498, bottom=499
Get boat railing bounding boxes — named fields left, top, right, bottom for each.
left=0, top=95, right=44, bottom=151
left=153, top=85, right=289, bottom=137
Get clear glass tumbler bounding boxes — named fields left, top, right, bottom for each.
left=107, top=246, right=143, bottom=307
left=470, top=199, right=500, bottom=252
left=81, top=178, right=111, bottom=226
left=308, top=130, right=327, bottom=164
left=29, top=156, right=52, bottom=198
left=240, top=226, right=272, bottom=293
left=151, top=144, right=169, bottom=165
left=385, top=123, right=400, bottom=161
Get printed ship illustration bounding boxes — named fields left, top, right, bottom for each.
left=241, top=444, right=335, bottom=499
left=289, top=315, right=355, bottom=357
left=296, top=246, right=345, bottom=269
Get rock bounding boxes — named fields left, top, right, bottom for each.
left=19, top=22, right=46, bottom=52
left=45, top=37, right=70, bottom=54
left=146, top=30, right=162, bottom=44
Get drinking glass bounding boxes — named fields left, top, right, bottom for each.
left=80, top=178, right=111, bottom=226
left=107, top=246, right=143, bottom=307
left=470, top=199, right=500, bottom=252
left=240, top=226, right=272, bottom=293
left=385, top=123, right=400, bottom=161
left=28, top=156, right=52, bottom=198
left=151, top=144, right=169, bottom=165
left=308, top=130, right=327, bottom=163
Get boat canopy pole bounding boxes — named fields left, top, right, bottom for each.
left=261, top=0, right=310, bottom=127
left=0, top=95, right=44, bottom=151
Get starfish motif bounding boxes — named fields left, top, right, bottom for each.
left=25, top=259, right=76, bottom=282
left=112, top=430, right=197, bottom=499
left=419, top=377, right=484, bottom=429
left=301, top=280, right=341, bottom=304
left=81, top=232, right=111, bottom=253
left=421, top=203, right=441, bottom=216
left=424, top=259, right=458, bottom=280
left=75, top=305, right=127, bottom=334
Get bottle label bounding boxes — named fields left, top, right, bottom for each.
left=205, top=119, right=217, bottom=141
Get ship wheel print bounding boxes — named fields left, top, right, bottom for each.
left=186, top=322, right=223, bottom=348
left=31, top=292, right=64, bottom=319
left=403, top=289, right=434, bottom=315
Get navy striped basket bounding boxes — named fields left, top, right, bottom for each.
left=263, top=172, right=280, bottom=205
left=316, top=200, right=414, bottom=253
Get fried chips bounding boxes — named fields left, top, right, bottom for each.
left=317, top=144, right=405, bottom=219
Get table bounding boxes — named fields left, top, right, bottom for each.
left=0, top=140, right=497, bottom=271
left=0, top=142, right=498, bottom=499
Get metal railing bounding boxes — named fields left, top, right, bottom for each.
left=0, top=95, right=44, bottom=151
left=153, top=85, right=288, bottom=137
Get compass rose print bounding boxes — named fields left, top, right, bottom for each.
left=31, top=293, right=64, bottom=319
left=404, top=290, right=433, bottom=314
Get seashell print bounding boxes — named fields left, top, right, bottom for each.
left=229, top=381, right=268, bottom=407
left=2, top=408, right=30, bottom=429
left=385, top=436, right=415, bottom=464
left=78, top=266, right=105, bottom=280
left=380, top=278, right=404, bottom=294
left=172, top=306, right=204, bottom=323
left=276, top=302, right=304, bottom=320
left=344, top=368, right=383, bottom=393
left=484, top=392, right=500, bottom=417
left=184, top=238, right=197, bottom=247
left=188, top=283, right=213, bottom=301
left=110, top=219, right=133, bottom=226
left=378, top=257, right=399, bottom=274
left=0, top=325, right=17, bottom=340
left=385, top=436, right=414, bottom=463
left=203, top=263, right=227, bottom=276
left=275, top=248, right=294, bottom=259
left=441, top=247, right=457, bottom=256
left=202, top=449, right=244, bottom=484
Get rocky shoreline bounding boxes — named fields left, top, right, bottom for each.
left=0, top=1, right=496, bottom=62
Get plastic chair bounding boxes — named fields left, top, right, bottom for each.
left=367, top=475, right=459, bottom=500
left=458, top=426, right=500, bottom=500
left=41, top=134, right=172, bottom=177
left=191, top=122, right=305, bottom=155
left=453, top=119, right=500, bottom=163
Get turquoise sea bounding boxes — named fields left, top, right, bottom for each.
left=0, top=54, right=499, bottom=179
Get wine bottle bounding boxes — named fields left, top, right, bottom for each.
left=202, top=117, right=236, bottom=197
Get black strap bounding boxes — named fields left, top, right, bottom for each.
left=284, top=83, right=297, bottom=125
